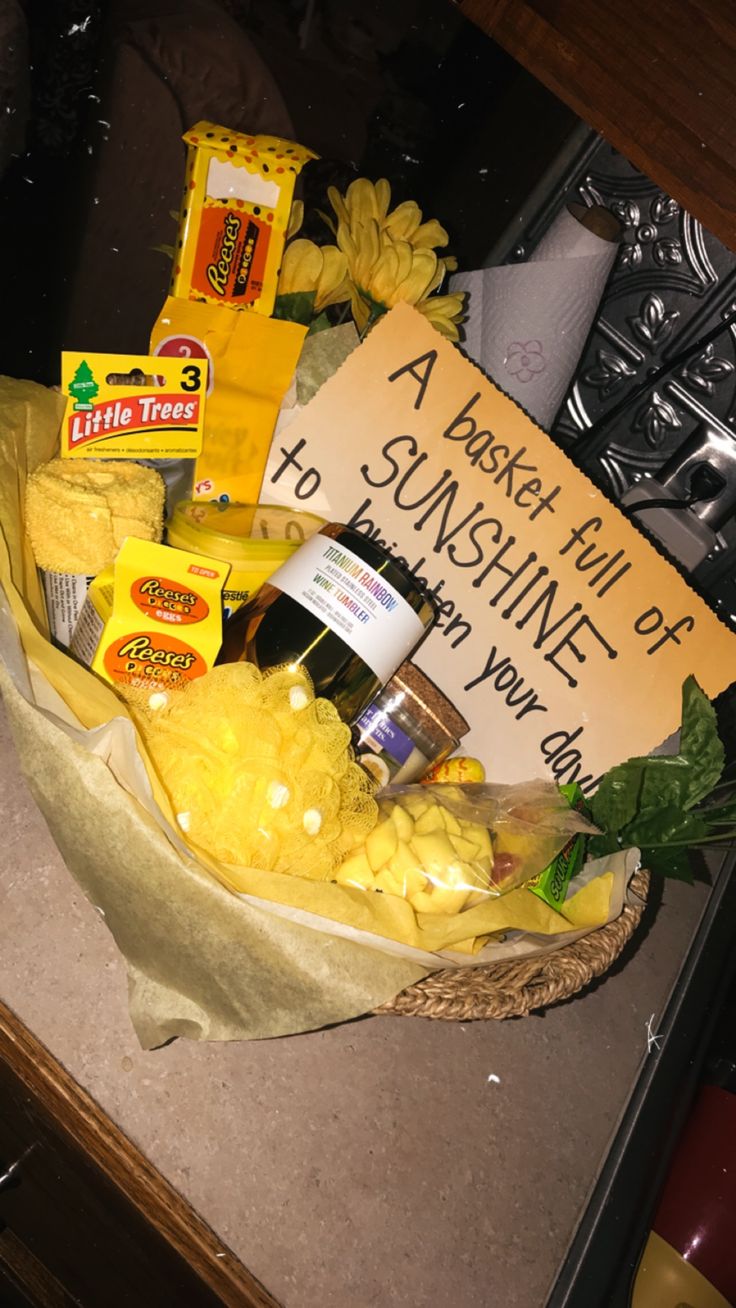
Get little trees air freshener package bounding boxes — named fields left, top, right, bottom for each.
left=171, top=122, right=317, bottom=316
left=60, top=353, right=206, bottom=459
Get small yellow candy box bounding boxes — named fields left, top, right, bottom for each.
left=60, top=352, right=206, bottom=459
left=170, top=121, right=317, bottom=316
left=70, top=538, right=229, bottom=694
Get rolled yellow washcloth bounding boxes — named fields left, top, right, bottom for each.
left=25, top=457, right=166, bottom=648
left=25, top=458, right=165, bottom=575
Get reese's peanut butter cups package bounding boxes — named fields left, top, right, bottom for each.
left=70, top=538, right=229, bottom=698
left=171, top=122, right=317, bottom=317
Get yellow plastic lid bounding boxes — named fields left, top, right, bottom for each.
left=167, top=501, right=325, bottom=567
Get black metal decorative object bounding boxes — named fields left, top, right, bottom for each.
left=498, top=134, right=736, bottom=625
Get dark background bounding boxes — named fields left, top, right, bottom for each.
left=0, top=0, right=576, bottom=382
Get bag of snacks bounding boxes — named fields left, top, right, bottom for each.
left=335, top=782, right=596, bottom=911
left=151, top=295, right=306, bottom=506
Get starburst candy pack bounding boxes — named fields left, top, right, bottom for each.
left=150, top=296, right=306, bottom=505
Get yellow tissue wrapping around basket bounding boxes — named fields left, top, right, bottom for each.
left=137, top=661, right=378, bottom=880
left=560, top=871, right=614, bottom=927
left=151, top=296, right=306, bottom=506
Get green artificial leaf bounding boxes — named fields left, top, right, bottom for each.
left=643, top=845, right=695, bottom=882
left=359, top=291, right=389, bottom=336
left=639, top=755, right=692, bottom=811
left=700, top=798, right=736, bottom=825
left=587, top=831, right=622, bottom=859
left=589, top=677, right=729, bottom=882
left=591, top=759, right=647, bottom=833
left=592, top=755, right=696, bottom=835
left=307, top=311, right=332, bottom=336
left=273, top=290, right=316, bottom=326
left=622, top=804, right=709, bottom=850
left=678, top=675, right=725, bottom=807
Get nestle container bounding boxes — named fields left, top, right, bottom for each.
left=167, top=500, right=324, bottom=619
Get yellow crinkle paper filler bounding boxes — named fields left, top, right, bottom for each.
left=139, top=663, right=377, bottom=879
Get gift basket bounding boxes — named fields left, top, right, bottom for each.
left=2, top=122, right=734, bottom=1046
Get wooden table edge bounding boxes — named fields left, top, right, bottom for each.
left=0, top=1000, right=281, bottom=1308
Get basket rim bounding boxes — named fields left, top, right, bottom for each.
left=376, top=868, right=650, bottom=1021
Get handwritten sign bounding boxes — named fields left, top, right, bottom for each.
left=262, top=303, right=736, bottom=791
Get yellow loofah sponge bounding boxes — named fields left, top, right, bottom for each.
left=138, top=663, right=378, bottom=879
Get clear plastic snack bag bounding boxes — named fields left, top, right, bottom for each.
left=334, top=780, right=597, bottom=914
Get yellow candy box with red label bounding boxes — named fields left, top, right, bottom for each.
left=61, top=352, right=206, bottom=459
left=171, top=121, right=317, bottom=316
left=70, top=538, right=229, bottom=694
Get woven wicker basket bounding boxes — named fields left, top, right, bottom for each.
left=377, top=869, right=650, bottom=1021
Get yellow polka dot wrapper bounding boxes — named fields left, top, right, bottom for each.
left=171, top=121, right=317, bottom=317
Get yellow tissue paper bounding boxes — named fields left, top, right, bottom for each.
left=0, top=377, right=429, bottom=1042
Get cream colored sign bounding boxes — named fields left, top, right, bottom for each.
left=263, top=303, right=736, bottom=791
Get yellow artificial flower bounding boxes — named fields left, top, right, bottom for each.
left=414, top=292, right=466, bottom=342
left=327, top=177, right=391, bottom=231
left=326, top=177, right=465, bottom=338
left=365, top=240, right=439, bottom=308
left=278, top=238, right=321, bottom=294
left=336, top=220, right=464, bottom=336
left=383, top=202, right=449, bottom=250
left=313, top=246, right=352, bottom=311
left=278, top=238, right=351, bottom=311
left=285, top=199, right=304, bottom=241
left=327, top=179, right=448, bottom=250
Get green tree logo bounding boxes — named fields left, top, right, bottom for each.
left=69, top=359, right=99, bottom=410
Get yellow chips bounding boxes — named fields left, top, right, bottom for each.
left=335, top=791, right=494, bottom=915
